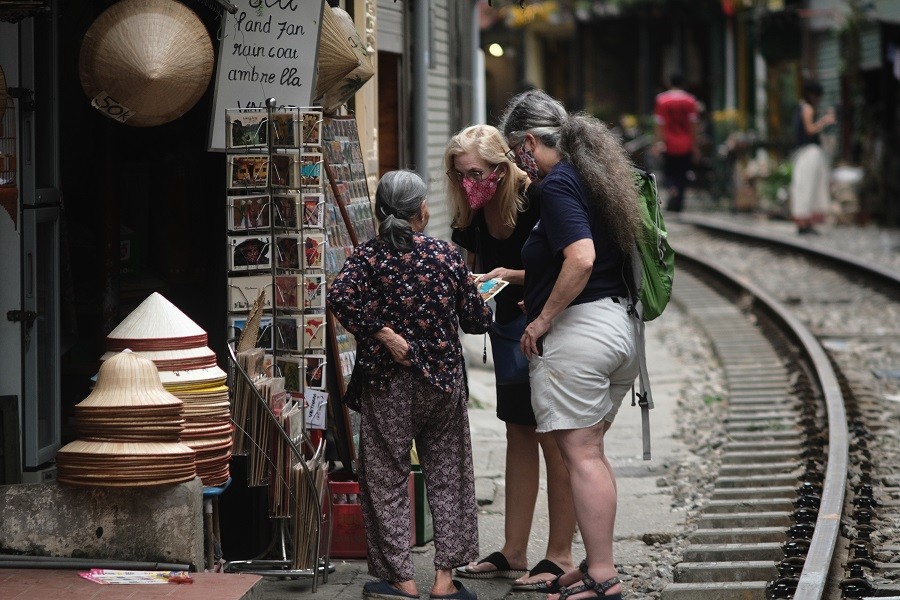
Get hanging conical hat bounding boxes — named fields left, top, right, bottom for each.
left=317, top=7, right=376, bottom=113
left=107, top=292, right=207, bottom=351
left=312, top=3, right=360, bottom=102
left=78, top=350, right=184, bottom=409
left=78, top=0, right=214, bottom=127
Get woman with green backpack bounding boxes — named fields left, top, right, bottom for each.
left=497, top=89, right=644, bottom=600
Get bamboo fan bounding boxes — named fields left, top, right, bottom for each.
left=237, top=290, right=267, bottom=353
left=78, top=0, right=214, bottom=127
left=312, top=3, right=361, bottom=103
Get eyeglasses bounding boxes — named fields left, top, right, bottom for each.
left=446, top=164, right=499, bottom=183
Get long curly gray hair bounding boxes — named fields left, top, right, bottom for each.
left=498, top=89, right=641, bottom=253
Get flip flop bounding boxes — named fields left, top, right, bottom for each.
left=510, top=559, right=566, bottom=592
left=430, top=580, right=477, bottom=600
left=455, top=551, right=527, bottom=580
left=362, top=580, right=420, bottom=600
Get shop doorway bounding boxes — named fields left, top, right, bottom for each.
left=21, top=199, right=61, bottom=468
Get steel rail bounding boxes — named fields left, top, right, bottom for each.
left=676, top=213, right=900, bottom=290
left=675, top=245, right=848, bottom=600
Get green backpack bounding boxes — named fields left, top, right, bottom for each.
left=631, top=169, right=675, bottom=321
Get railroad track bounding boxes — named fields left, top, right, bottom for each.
left=658, top=216, right=900, bottom=600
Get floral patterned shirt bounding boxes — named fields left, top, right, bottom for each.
left=328, top=234, right=493, bottom=395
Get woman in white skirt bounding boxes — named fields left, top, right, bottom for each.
left=497, top=90, right=643, bottom=600
left=790, top=79, right=835, bottom=235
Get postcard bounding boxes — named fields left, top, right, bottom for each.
left=228, top=194, right=270, bottom=231
left=274, top=274, right=301, bottom=310
left=275, top=316, right=302, bottom=352
left=230, top=235, right=271, bottom=270
left=304, top=388, right=328, bottom=429
left=302, top=314, right=327, bottom=350
left=475, top=276, right=510, bottom=302
left=277, top=355, right=303, bottom=392
left=228, top=155, right=269, bottom=189
left=226, top=110, right=267, bottom=149
left=299, top=153, right=323, bottom=188
left=302, top=111, right=323, bottom=146
left=270, top=111, right=299, bottom=147
left=302, top=193, right=325, bottom=228
left=275, top=235, right=302, bottom=270
left=228, top=274, right=272, bottom=312
left=302, top=233, right=326, bottom=270
left=229, top=315, right=273, bottom=349
left=303, top=354, right=326, bottom=389
left=270, top=153, right=299, bottom=188
left=273, top=193, right=301, bottom=229
left=301, top=274, right=326, bottom=310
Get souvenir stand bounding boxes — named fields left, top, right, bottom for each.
left=320, top=114, right=377, bottom=472
left=222, top=98, right=332, bottom=585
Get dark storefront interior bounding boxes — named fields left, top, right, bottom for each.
left=54, top=1, right=274, bottom=557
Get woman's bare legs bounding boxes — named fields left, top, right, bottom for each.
left=461, top=423, right=537, bottom=573
left=549, top=421, right=621, bottom=598
left=462, top=425, right=578, bottom=584
left=534, top=432, right=576, bottom=576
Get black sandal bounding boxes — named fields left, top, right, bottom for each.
left=557, top=562, right=621, bottom=600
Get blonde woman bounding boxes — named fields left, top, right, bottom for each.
left=446, top=125, right=577, bottom=592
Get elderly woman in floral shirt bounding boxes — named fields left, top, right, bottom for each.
left=328, top=170, right=492, bottom=600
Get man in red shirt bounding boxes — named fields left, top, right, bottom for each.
left=653, top=73, right=699, bottom=213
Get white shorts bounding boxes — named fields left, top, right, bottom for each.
left=529, top=297, right=639, bottom=433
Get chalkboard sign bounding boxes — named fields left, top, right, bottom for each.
left=208, top=0, right=325, bottom=151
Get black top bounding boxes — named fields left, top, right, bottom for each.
left=451, top=184, right=540, bottom=325
left=521, top=161, right=628, bottom=324
left=793, top=102, right=821, bottom=148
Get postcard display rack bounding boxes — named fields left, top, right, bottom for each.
left=224, top=100, right=332, bottom=584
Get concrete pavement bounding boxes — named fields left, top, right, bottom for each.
left=258, top=317, right=691, bottom=599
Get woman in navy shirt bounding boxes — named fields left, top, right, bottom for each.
left=498, top=90, right=643, bottom=600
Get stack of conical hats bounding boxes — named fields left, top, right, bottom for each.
left=57, top=351, right=196, bottom=487
left=101, top=293, right=233, bottom=486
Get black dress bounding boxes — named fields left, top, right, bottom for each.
left=451, top=185, right=541, bottom=425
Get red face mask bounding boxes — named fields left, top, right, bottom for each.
left=514, top=144, right=541, bottom=183
left=462, top=169, right=501, bottom=210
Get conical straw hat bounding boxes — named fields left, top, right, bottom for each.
left=317, top=7, right=376, bottom=113
left=100, top=346, right=218, bottom=372
left=157, top=365, right=227, bottom=386
left=78, top=0, right=214, bottom=127
left=312, top=3, right=360, bottom=102
left=107, top=292, right=207, bottom=351
left=78, top=350, right=183, bottom=409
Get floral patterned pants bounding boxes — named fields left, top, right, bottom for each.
left=358, top=368, right=478, bottom=582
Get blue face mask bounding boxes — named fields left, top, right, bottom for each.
left=514, top=144, right=541, bottom=183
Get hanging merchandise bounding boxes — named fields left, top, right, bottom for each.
left=315, top=7, right=375, bottom=114
left=312, top=6, right=365, bottom=114
left=78, top=0, right=214, bottom=127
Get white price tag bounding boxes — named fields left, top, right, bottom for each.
left=91, top=92, right=135, bottom=123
